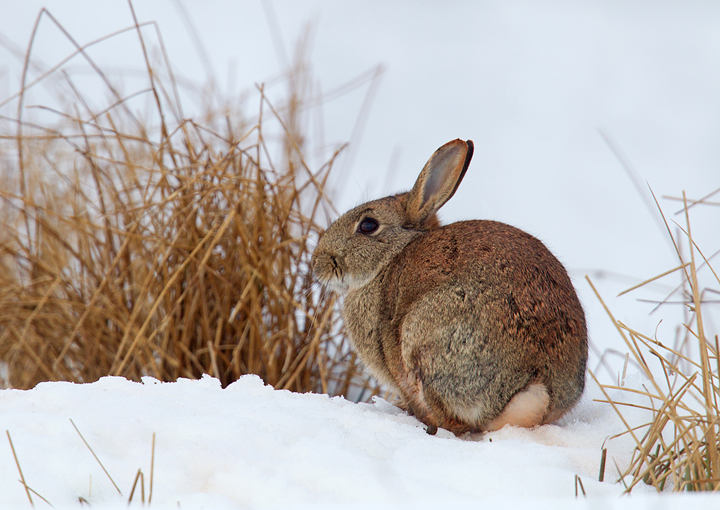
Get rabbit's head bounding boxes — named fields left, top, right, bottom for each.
left=312, top=139, right=473, bottom=294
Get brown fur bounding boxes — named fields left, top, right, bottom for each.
left=312, top=139, right=587, bottom=435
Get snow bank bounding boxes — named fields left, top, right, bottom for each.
left=0, top=374, right=714, bottom=509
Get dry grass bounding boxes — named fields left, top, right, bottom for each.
left=0, top=7, right=380, bottom=399
left=589, top=190, right=720, bottom=492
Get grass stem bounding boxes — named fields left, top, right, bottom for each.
left=6, top=430, right=34, bottom=507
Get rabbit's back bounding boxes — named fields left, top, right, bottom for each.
left=368, top=220, right=587, bottom=432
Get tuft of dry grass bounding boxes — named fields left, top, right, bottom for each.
left=0, top=7, right=380, bottom=399
left=589, top=190, right=720, bottom=492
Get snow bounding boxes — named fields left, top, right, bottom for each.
left=0, top=372, right=698, bottom=509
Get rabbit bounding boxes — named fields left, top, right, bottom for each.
left=312, top=139, right=587, bottom=435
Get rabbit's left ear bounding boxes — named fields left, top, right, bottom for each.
left=406, top=139, right=474, bottom=225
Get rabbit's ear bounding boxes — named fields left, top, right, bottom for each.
left=406, top=139, right=474, bottom=224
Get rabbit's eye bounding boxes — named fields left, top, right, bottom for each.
left=357, top=218, right=379, bottom=234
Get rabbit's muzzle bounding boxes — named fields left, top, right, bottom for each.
left=312, top=252, right=349, bottom=294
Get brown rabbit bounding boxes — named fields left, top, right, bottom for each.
left=312, top=139, right=587, bottom=435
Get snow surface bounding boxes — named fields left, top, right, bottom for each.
left=2, top=372, right=716, bottom=509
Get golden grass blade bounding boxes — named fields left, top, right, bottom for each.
left=128, top=469, right=144, bottom=504
left=6, top=430, right=34, bottom=507
left=574, top=474, right=586, bottom=497
left=617, top=263, right=690, bottom=297
left=70, top=419, right=121, bottom=495
left=663, top=185, right=720, bottom=213
left=149, top=433, right=155, bottom=503
left=26, top=486, right=54, bottom=508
